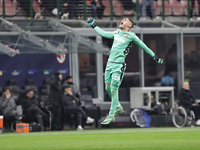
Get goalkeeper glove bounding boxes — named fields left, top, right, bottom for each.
left=153, top=55, right=163, bottom=64
left=87, top=18, right=97, bottom=28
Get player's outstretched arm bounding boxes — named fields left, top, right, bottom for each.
left=87, top=18, right=115, bottom=39
left=132, top=34, right=163, bottom=64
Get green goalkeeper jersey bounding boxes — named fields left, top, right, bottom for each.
left=94, top=26, right=155, bottom=63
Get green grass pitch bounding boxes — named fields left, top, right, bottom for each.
left=1, top=127, right=200, bottom=150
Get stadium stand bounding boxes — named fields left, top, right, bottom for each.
left=157, top=0, right=172, bottom=16
left=0, top=0, right=16, bottom=16
left=0, top=0, right=199, bottom=20
left=113, top=0, right=124, bottom=16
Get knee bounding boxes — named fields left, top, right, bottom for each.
left=77, top=112, right=82, bottom=117
left=105, top=85, right=110, bottom=92
left=111, top=78, right=120, bottom=88
left=76, top=107, right=82, bottom=112
left=110, top=82, right=119, bottom=93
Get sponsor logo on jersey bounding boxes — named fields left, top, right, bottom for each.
left=126, top=34, right=129, bottom=38
left=114, top=35, right=125, bottom=43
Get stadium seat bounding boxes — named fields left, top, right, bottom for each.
left=7, top=79, right=21, bottom=101
left=42, top=84, right=50, bottom=95
left=62, top=106, right=78, bottom=129
left=41, top=78, right=51, bottom=95
left=157, top=0, right=172, bottom=16
left=170, top=0, right=184, bottom=16
left=39, top=89, right=49, bottom=110
left=113, top=0, right=124, bottom=16
left=181, top=0, right=189, bottom=15
left=39, top=95, right=49, bottom=110
left=20, top=89, right=26, bottom=96
left=80, top=94, right=101, bottom=128
left=154, top=1, right=161, bottom=15
left=41, top=88, right=48, bottom=96
left=8, top=79, right=16, bottom=86
left=183, top=0, right=199, bottom=16
left=195, top=0, right=199, bottom=16
left=0, top=0, right=16, bottom=16
left=102, top=0, right=110, bottom=16
left=44, top=78, right=51, bottom=85
left=26, top=79, right=34, bottom=86
left=7, top=85, right=21, bottom=101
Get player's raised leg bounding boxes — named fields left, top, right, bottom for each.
left=109, top=72, right=121, bottom=115
left=101, top=72, right=122, bottom=125
left=101, top=70, right=115, bottom=125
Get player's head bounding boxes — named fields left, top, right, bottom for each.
left=119, top=18, right=134, bottom=31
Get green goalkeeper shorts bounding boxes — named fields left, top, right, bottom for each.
left=105, top=61, right=126, bottom=87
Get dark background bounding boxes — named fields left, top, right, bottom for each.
left=0, top=53, right=69, bottom=89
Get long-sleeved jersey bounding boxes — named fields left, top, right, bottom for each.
left=94, top=27, right=155, bottom=63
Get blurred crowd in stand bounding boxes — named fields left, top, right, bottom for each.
left=1, top=0, right=200, bottom=20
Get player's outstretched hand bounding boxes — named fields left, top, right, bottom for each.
left=153, top=55, right=163, bottom=64
left=87, top=18, right=96, bottom=28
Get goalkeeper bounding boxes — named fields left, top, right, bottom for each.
left=87, top=18, right=163, bottom=125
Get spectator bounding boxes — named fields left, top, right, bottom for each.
left=17, top=0, right=36, bottom=17
left=54, top=0, right=79, bottom=19
left=20, top=89, right=47, bottom=130
left=190, top=0, right=200, bottom=20
left=34, top=0, right=57, bottom=19
left=48, top=72, right=63, bottom=130
left=119, top=0, right=136, bottom=15
left=16, top=0, right=43, bottom=19
left=178, top=82, right=200, bottom=126
left=61, top=85, right=94, bottom=130
left=0, top=87, right=22, bottom=121
left=86, top=0, right=96, bottom=18
left=62, top=75, right=81, bottom=99
left=95, top=0, right=105, bottom=19
left=141, top=0, right=159, bottom=20
left=77, top=0, right=96, bottom=19
left=160, top=71, right=174, bottom=86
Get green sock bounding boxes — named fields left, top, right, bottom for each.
left=109, top=85, right=120, bottom=115
left=105, top=85, right=112, bottom=99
